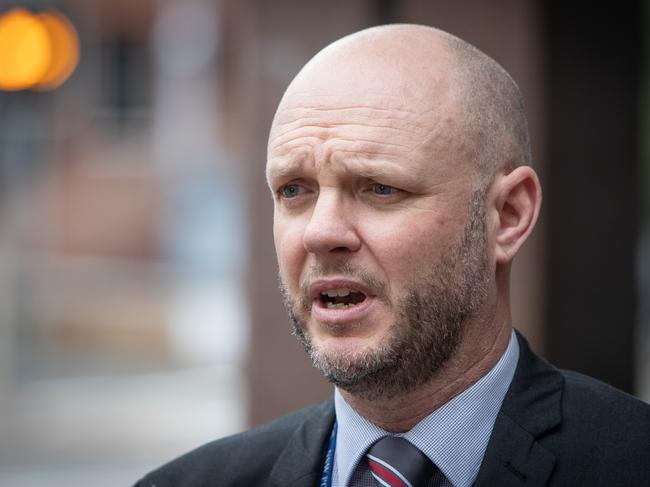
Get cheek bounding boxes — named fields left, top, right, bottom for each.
left=274, top=217, right=307, bottom=281
left=361, top=210, right=459, bottom=286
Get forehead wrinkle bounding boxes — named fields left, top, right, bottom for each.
left=274, top=105, right=434, bottom=139
left=280, top=90, right=423, bottom=110
left=329, top=150, right=413, bottom=179
left=269, top=131, right=328, bottom=157
left=267, top=141, right=339, bottom=182
left=330, top=135, right=415, bottom=152
left=269, top=129, right=421, bottom=179
left=271, top=115, right=431, bottom=145
left=266, top=148, right=314, bottom=182
left=330, top=147, right=420, bottom=171
left=270, top=115, right=432, bottom=158
left=276, top=102, right=422, bottom=123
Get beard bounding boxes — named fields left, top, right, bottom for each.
left=279, top=187, right=490, bottom=401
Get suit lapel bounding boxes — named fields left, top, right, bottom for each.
left=474, top=413, right=557, bottom=486
left=474, top=332, right=563, bottom=486
left=269, top=398, right=335, bottom=487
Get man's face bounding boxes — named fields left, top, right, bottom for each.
left=267, top=74, right=491, bottom=399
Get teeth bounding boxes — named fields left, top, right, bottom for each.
left=322, top=288, right=352, bottom=297
left=325, top=302, right=352, bottom=309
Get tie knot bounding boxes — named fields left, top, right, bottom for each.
left=366, top=436, right=437, bottom=487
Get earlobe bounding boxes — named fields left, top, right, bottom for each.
left=493, top=166, right=542, bottom=264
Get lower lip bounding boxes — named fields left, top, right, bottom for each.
left=311, top=296, right=376, bottom=324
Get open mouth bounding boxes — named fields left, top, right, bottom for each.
left=318, top=288, right=367, bottom=309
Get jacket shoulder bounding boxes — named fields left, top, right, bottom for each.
left=557, top=369, right=650, bottom=440
left=134, top=400, right=333, bottom=487
left=545, top=370, right=650, bottom=484
left=561, top=369, right=649, bottom=410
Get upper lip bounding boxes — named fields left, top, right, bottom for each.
left=309, top=278, right=374, bottom=301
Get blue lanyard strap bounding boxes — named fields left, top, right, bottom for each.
left=319, top=420, right=338, bottom=487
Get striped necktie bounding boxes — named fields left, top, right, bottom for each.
left=366, top=436, right=437, bottom=487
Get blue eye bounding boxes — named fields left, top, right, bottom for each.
left=372, top=183, right=397, bottom=195
left=280, top=184, right=301, bottom=198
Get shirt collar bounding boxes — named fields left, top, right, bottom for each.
left=333, top=330, right=520, bottom=487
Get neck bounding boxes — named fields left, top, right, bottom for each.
left=340, top=314, right=512, bottom=433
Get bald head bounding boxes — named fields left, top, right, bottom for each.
left=270, top=24, right=530, bottom=187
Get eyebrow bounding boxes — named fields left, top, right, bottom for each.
left=267, top=149, right=408, bottom=185
left=266, top=158, right=305, bottom=182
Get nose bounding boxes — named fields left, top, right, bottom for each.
left=303, top=191, right=361, bottom=255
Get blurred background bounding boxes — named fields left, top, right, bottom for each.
left=0, top=0, right=647, bottom=485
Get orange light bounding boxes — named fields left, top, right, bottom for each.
left=0, top=8, right=52, bottom=91
left=0, top=8, right=79, bottom=92
left=35, top=11, right=79, bottom=90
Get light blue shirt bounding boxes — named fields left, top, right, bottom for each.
left=331, top=330, right=520, bottom=487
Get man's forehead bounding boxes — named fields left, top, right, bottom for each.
left=266, top=93, right=465, bottom=183
left=269, top=67, right=457, bottom=153
left=272, top=90, right=431, bottom=131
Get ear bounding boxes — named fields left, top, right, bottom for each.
left=492, top=166, right=542, bottom=264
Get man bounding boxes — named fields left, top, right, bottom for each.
left=136, top=24, right=650, bottom=487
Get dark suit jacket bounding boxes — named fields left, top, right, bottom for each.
left=135, top=333, right=650, bottom=486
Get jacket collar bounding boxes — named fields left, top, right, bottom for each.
left=269, top=398, right=336, bottom=487
left=474, top=331, right=563, bottom=486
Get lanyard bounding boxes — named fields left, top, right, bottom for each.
left=319, top=420, right=338, bottom=487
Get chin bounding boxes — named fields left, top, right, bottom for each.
left=313, top=334, right=375, bottom=357
left=310, top=318, right=391, bottom=349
